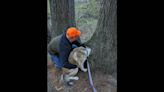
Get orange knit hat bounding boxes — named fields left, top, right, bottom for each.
left=66, top=27, right=81, bottom=37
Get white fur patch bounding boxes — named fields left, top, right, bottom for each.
left=73, top=52, right=78, bottom=61
left=68, top=76, right=79, bottom=81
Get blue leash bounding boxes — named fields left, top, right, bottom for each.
left=87, top=61, right=97, bottom=92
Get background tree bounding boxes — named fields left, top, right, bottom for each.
left=86, top=0, right=117, bottom=78
left=50, top=0, right=76, bottom=38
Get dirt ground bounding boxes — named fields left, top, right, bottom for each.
left=48, top=58, right=117, bottom=92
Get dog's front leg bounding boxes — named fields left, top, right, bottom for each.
left=82, top=68, right=87, bottom=72
left=67, top=68, right=79, bottom=81
left=79, top=64, right=87, bottom=72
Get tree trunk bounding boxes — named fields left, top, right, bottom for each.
left=50, top=0, right=76, bottom=38
left=48, top=16, right=52, bottom=44
left=86, top=0, right=117, bottom=78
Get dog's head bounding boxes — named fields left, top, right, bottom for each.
left=69, top=46, right=91, bottom=72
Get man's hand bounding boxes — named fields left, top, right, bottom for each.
left=80, top=44, right=86, bottom=48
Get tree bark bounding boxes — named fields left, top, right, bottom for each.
left=50, top=0, right=76, bottom=38
left=86, top=0, right=117, bottom=78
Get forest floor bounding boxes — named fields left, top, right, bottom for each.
left=48, top=59, right=117, bottom=92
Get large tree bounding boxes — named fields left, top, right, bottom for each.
left=50, top=0, right=76, bottom=38
left=86, top=0, right=117, bottom=78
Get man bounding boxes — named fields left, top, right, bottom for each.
left=48, top=27, right=86, bottom=69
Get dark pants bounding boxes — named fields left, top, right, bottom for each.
left=50, top=54, right=63, bottom=69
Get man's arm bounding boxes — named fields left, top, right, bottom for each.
left=72, top=41, right=86, bottom=47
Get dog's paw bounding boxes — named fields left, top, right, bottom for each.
left=74, top=76, right=79, bottom=80
left=82, top=68, right=87, bottom=72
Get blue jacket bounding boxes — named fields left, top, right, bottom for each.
left=59, top=33, right=82, bottom=69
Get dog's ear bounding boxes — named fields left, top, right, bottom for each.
left=86, top=47, right=91, bottom=56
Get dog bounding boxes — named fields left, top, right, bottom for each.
left=61, top=46, right=91, bottom=85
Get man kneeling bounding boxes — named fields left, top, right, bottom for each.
left=48, top=27, right=88, bottom=86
